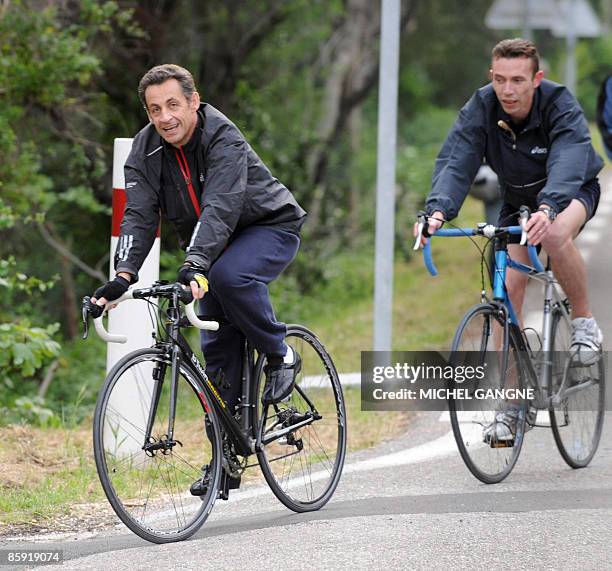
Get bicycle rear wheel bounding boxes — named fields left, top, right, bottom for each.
left=548, top=307, right=605, bottom=468
left=93, top=348, right=222, bottom=543
left=255, top=325, right=347, bottom=512
left=449, top=304, right=528, bottom=484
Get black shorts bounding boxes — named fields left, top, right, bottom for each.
left=498, top=178, right=601, bottom=243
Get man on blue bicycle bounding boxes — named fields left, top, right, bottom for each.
left=419, top=39, right=604, bottom=439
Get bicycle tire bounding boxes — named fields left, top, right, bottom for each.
left=548, top=307, right=605, bottom=468
left=449, top=304, right=528, bottom=484
left=93, top=348, right=222, bottom=543
left=255, top=325, right=347, bottom=512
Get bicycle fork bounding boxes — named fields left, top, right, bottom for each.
left=143, top=298, right=184, bottom=456
left=141, top=348, right=183, bottom=456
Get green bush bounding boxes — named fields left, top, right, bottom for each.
left=0, top=209, right=61, bottom=425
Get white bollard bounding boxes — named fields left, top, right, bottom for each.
left=105, top=138, right=160, bottom=456
left=107, top=138, right=160, bottom=370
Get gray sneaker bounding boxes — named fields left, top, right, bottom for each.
left=570, top=317, right=603, bottom=366
left=482, top=404, right=535, bottom=444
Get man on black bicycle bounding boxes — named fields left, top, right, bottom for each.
left=91, top=64, right=306, bottom=487
left=418, top=39, right=604, bottom=439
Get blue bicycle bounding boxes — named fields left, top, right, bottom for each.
left=415, top=207, right=605, bottom=483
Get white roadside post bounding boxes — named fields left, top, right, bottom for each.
left=107, top=138, right=160, bottom=372
left=105, top=137, right=160, bottom=456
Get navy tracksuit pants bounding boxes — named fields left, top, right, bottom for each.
left=199, top=225, right=300, bottom=411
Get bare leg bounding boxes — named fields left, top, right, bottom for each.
left=505, top=244, right=530, bottom=329
left=540, top=199, right=591, bottom=319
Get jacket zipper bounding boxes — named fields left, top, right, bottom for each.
left=497, top=120, right=517, bottom=150
left=175, top=147, right=202, bottom=217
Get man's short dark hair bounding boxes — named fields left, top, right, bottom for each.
left=138, top=64, right=197, bottom=107
left=492, top=38, right=540, bottom=75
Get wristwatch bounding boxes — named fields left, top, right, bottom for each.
left=537, top=205, right=556, bottom=222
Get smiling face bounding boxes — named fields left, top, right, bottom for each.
left=490, top=57, right=544, bottom=122
left=144, top=79, right=200, bottom=147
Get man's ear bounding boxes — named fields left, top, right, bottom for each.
left=190, top=91, right=201, bottom=110
left=533, top=69, right=544, bottom=87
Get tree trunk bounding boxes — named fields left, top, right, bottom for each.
left=60, top=251, right=79, bottom=340
left=348, top=104, right=362, bottom=242
left=306, top=0, right=418, bottom=233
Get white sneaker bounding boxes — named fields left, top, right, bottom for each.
left=570, top=317, right=603, bottom=366
left=482, top=405, right=535, bottom=444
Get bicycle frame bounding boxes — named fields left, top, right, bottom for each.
left=155, top=289, right=256, bottom=457
left=490, top=233, right=573, bottom=408
left=171, top=326, right=319, bottom=455
left=140, top=290, right=319, bottom=459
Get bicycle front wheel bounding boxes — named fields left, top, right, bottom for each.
left=255, top=325, right=347, bottom=512
left=93, top=348, right=222, bottom=543
left=548, top=307, right=605, bottom=468
left=449, top=304, right=528, bottom=484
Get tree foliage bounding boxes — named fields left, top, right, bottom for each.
left=0, top=0, right=139, bottom=421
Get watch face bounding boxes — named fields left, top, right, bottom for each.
left=539, top=207, right=554, bottom=221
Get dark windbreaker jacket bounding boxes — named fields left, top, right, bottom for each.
left=426, top=79, right=604, bottom=220
left=115, top=103, right=306, bottom=280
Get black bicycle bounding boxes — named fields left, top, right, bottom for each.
left=82, top=282, right=347, bottom=543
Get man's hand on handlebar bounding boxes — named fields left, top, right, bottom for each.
left=177, top=263, right=209, bottom=300
left=524, top=208, right=552, bottom=246
left=90, top=272, right=132, bottom=313
left=413, top=210, right=445, bottom=248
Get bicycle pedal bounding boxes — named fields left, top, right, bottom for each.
left=490, top=439, right=514, bottom=448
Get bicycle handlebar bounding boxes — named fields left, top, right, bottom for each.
left=86, top=283, right=219, bottom=344
left=92, top=289, right=133, bottom=343
left=415, top=214, right=545, bottom=276
left=183, top=300, right=220, bottom=331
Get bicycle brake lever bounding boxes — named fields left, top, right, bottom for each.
left=413, top=212, right=429, bottom=250
left=519, top=205, right=530, bottom=246
left=81, top=296, right=91, bottom=339
left=413, top=221, right=424, bottom=250
left=179, top=284, right=194, bottom=304
left=82, top=295, right=105, bottom=339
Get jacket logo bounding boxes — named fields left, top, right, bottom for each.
left=126, top=182, right=137, bottom=189
left=530, top=146, right=548, bottom=155
left=199, top=173, right=205, bottom=182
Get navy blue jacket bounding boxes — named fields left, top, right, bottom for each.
left=426, top=79, right=604, bottom=219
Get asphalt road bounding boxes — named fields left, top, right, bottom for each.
left=2, top=168, right=611, bottom=570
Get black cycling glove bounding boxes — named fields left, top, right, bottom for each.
left=177, top=263, right=209, bottom=293
left=93, top=276, right=130, bottom=302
